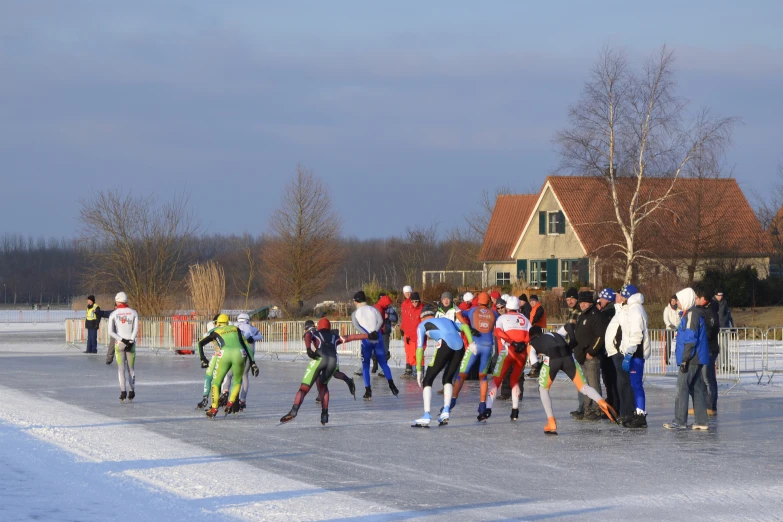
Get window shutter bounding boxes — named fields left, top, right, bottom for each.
left=539, top=211, right=546, bottom=235
left=578, top=258, right=589, bottom=285
left=557, top=211, right=566, bottom=234
left=516, top=259, right=527, bottom=283
left=546, top=259, right=559, bottom=288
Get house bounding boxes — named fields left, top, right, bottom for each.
left=479, top=176, right=773, bottom=289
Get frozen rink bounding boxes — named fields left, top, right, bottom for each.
left=1, top=330, right=783, bottom=521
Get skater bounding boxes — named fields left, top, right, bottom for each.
left=412, top=307, right=475, bottom=427
left=528, top=326, right=618, bottom=434
left=228, top=312, right=263, bottom=411
left=280, top=318, right=371, bottom=425
left=198, top=314, right=259, bottom=418
left=195, top=315, right=222, bottom=410
left=451, top=292, right=498, bottom=421
left=352, top=290, right=399, bottom=400
left=303, top=320, right=357, bottom=402
left=616, top=285, right=650, bottom=428
left=487, top=296, right=530, bottom=421
left=399, top=288, right=422, bottom=379
left=105, top=292, right=139, bottom=402
left=372, top=293, right=396, bottom=377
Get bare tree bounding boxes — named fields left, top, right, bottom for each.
left=262, top=165, right=343, bottom=314
left=79, top=190, right=198, bottom=316
left=229, top=234, right=260, bottom=311
left=555, top=45, right=736, bottom=283
left=446, top=185, right=512, bottom=269
left=399, top=223, right=438, bottom=287
left=187, top=260, right=225, bottom=319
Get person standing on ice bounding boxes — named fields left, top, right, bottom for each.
left=352, top=290, right=399, bottom=400
left=412, top=307, right=475, bottom=427
left=105, top=292, right=139, bottom=402
left=280, top=318, right=370, bottom=425
left=451, top=291, right=498, bottom=421
left=198, top=314, right=259, bottom=418
left=528, top=326, right=618, bottom=434
left=400, top=290, right=422, bottom=379
left=616, top=284, right=650, bottom=429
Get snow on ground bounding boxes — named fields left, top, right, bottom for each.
left=1, top=333, right=783, bottom=521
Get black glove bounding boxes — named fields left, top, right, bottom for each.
left=251, top=363, right=259, bottom=377
left=512, top=341, right=527, bottom=354
left=106, top=359, right=112, bottom=365
left=470, top=328, right=480, bottom=337
left=201, top=357, right=209, bottom=368
left=405, top=336, right=410, bottom=344
left=679, top=362, right=688, bottom=373
left=368, top=331, right=379, bottom=341
left=400, top=329, right=405, bottom=337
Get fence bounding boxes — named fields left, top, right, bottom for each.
left=62, top=319, right=781, bottom=388
left=3, top=310, right=86, bottom=324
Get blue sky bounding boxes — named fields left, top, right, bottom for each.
left=1, top=1, right=781, bottom=239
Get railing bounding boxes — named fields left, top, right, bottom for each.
left=2, top=310, right=86, bottom=324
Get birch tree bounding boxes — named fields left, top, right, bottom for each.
left=555, top=46, right=735, bottom=283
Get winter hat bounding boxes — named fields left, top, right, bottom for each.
left=87, top=295, right=96, bottom=303
left=620, top=284, right=639, bottom=299
left=441, top=291, right=452, bottom=301
left=463, top=291, right=474, bottom=302
left=676, top=287, right=696, bottom=311
left=501, top=293, right=510, bottom=302
left=353, top=290, right=367, bottom=303
left=410, top=292, right=421, bottom=301
left=565, top=288, right=578, bottom=299
left=495, top=298, right=506, bottom=308
left=420, top=306, right=436, bottom=318
left=519, top=294, right=528, bottom=302
left=403, top=285, right=413, bottom=294
left=477, top=292, right=491, bottom=306
left=505, top=296, right=520, bottom=310
left=577, top=291, right=594, bottom=304
left=529, top=326, right=544, bottom=338
left=598, top=288, right=616, bottom=302
left=490, top=291, right=501, bottom=300
left=529, top=294, right=539, bottom=302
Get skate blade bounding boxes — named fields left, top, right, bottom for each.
left=438, top=420, right=449, bottom=426
left=545, top=430, right=558, bottom=435
left=411, top=424, right=430, bottom=428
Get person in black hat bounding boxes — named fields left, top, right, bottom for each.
left=84, top=295, right=102, bottom=354
left=518, top=294, right=532, bottom=320
left=572, top=291, right=608, bottom=421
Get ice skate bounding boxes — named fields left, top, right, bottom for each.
left=224, top=401, right=240, bottom=415
left=347, top=377, right=356, bottom=400
left=510, top=408, right=519, bottom=421
left=623, top=412, right=647, bottom=429
left=363, top=387, right=372, bottom=401
left=597, top=399, right=619, bottom=424
left=217, top=391, right=229, bottom=408
left=320, top=409, right=329, bottom=425
left=437, top=410, right=450, bottom=426
left=239, top=400, right=246, bottom=411
left=128, top=391, right=135, bottom=401
left=206, top=407, right=218, bottom=418
left=544, top=417, right=558, bottom=435
left=315, top=395, right=322, bottom=403
left=477, top=406, right=492, bottom=422
left=196, top=396, right=208, bottom=409
left=412, top=412, right=431, bottom=428
left=280, top=409, right=297, bottom=424
left=388, top=380, right=399, bottom=397
left=119, top=391, right=127, bottom=402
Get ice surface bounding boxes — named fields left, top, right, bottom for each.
left=1, top=333, right=782, bottom=521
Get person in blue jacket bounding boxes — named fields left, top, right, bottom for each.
left=664, top=288, right=710, bottom=430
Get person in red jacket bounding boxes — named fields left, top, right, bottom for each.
left=458, top=292, right=474, bottom=312
left=373, top=293, right=394, bottom=377
left=400, top=291, right=423, bottom=378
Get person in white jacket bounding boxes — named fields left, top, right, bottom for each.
left=105, top=292, right=139, bottom=402
left=616, top=284, right=650, bottom=428
left=351, top=291, right=398, bottom=400
left=662, top=295, right=680, bottom=365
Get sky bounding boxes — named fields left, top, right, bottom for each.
left=1, top=1, right=781, bottom=239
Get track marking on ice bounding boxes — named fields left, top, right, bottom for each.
left=0, top=385, right=396, bottom=521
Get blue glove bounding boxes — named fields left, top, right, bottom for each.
left=622, top=353, right=633, bottom=372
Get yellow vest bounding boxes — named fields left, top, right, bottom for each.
left=86, top=307, right=97, bottom=321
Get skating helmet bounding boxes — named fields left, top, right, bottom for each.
left=114, top=291, right=128, bottom=303
left=317, top=318, right=331, bottom=331
left=216, top=313, right=229, bottom=326
left=505, top=296, right=520, bottom=310
left=476, top=292, right=491, bottom=306
left=420, top=306, right=436, bottom=319
left=237, top=313, right=250, bottom=323
left=462, top=291, right=474, bottom=303
left=304, top=319, right=315, bottom=330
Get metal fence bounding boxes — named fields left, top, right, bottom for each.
left=3, top=310, right=86, bottom=324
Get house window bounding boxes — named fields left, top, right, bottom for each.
left=496, top=272, right=511, bottom=286
left=548, top=211, right=566, bottom=235
left=530, top=260, right=547, bottom=288
left=561, top=259, right=580, bottom=285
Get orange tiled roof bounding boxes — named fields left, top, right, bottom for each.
left=479, top=194, right=538, bottom=261
left=546, top=176, right=772, bottom=258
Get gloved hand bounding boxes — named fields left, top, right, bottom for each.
left=106, top=359, right=112, bottom=365
left=416, top=368, right=423, bottom=388
left=368, top=331, right=379, bottom=341
left=622, top=353, right=633, bottom=372
left=251, top=363, right=259, bottom=377
left=679, top=362, right=688, bottom=373
left=400, top=329, right=404, bottom=337
left=200, top=357, right=209, bottom=368
left=467, top=342, right=477, bottom=356
left=405, top=336, right=410, bottom=344
left=470, top=328, right=480, bottom=337
left=512, top=341, right=527, bottom=354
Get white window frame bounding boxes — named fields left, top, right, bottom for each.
left=547, top=212, right=561, bottom=235
left=530, top=260, right=548, bottom=288
left=496, top=272, right=511, bottom=286
left=560, top=259, right=579, bottom=285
